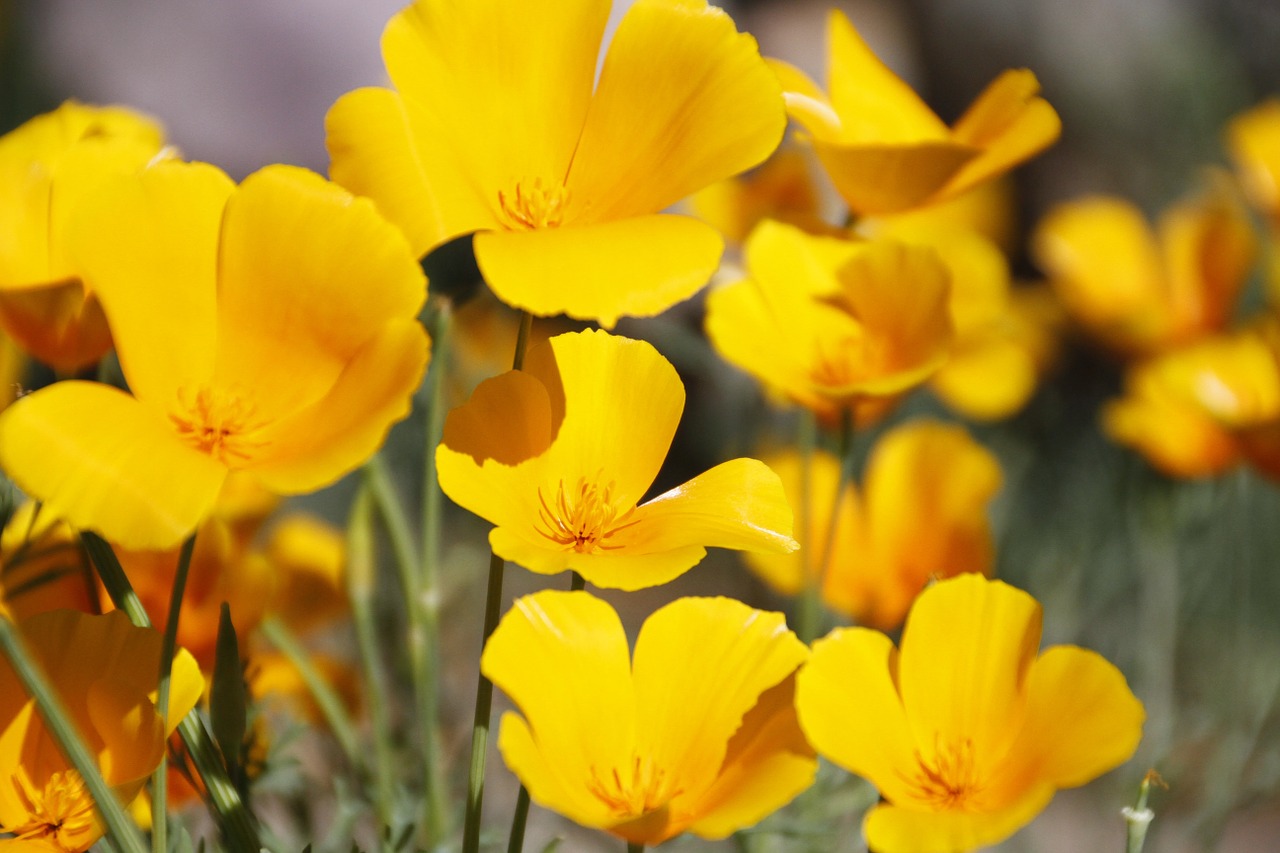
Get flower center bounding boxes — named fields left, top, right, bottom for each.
left=587, top=755, right=683, bottom=818
left=535, top=475, right=639, bottom=553
left=498, top=179, right=570, bottom=230
left=168, top=386, right=267, bottom=464
left=7, top=768, right=100, bottom=851
left=902, top=736, right=984, bottom=811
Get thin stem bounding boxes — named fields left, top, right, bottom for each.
left=627, top=844, right=645, bottom=853
left=152, top=533, right=198, bottom=853
left=0, top=614, right=149, bottom=853
left=1124, top=771, right=1163, bottom=853
left=793, top=409, right=820, bottom=644
left=462, top=310, right=532, bottom=853
left=798, top=407, right=854, bottom=644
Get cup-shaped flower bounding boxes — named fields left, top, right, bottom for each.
left=797, top=574, right=1145, bottom=853
left=436, top=328, right=796, bottom=590
left=0, top=101, right=170, bottom=373
left=483, top=591, right=815, bottom=845
left=745, top=420, right=1001, bottom=630
left=0, top=610, right=203, bottom=851
left=0, top=161, right=430, bottom=550
left=770, top=10, right=1060, bottom=217
left=326, top=0, right=785, bottom=327
left=1033, top=178, right=1257, bottom=358
left=705, top=220, right=953, bottom=422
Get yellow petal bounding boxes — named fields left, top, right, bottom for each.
left=87, top=679, right=165, bottom=787
left=1225, top=98, right=1280, bottom=220
left=632, top=597, right=807, bottom=815
left=810, top=139, right=977, bottom=216
left=0, top=382, right=226, bottom=549
left=441, top=370, right=557, bottom=467
left=568, top=0, right=784, bottom=223
left=863, top=786, right=1055, bottom=853
left=474, top=215, right=721, bottom=327
left=69, top=160, right=232, bottom=409
left=550, top=543, right=708, bottom=591
left=931, top=334, right=1039, bottom=421
left=795, top=627, right=918, bottom=804
left=484, top=590, right=636, bottom=825
left=0, top=282, right=112, bottom=374
left=896, top=575, right=1041, bottom=768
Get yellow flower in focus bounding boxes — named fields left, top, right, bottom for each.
left=0, top=610, right=203, bottom=851
left=327, top=0, right=785, bottom=327
left=0, top=161, right=430, bottom=549
left=436, top=329, right=797, bottom=590
left=0, top=101, right=170, bottom=372
left=1033, top=178, right=1257, bottom=357
left=746, top=421, right=1001, bottom=630
left=0, top=504, right=97, bottom=621
left=797, top=574, right=1144, bottom=853
left=705, top=220, right=953, bottom=423
left=484, top=591, right=814, bottom=845
left=1226, top=98, right=1280, bottom=225
left=770, top=10, right=1059, bottom=217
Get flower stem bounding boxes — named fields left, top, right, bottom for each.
left=1124, top=771, right=1163, bottom=853
left=462, top=310, right=533, bottom=853
left=798, top=407, right=854, bottom=643
left=627, top=844, right=645, bottom=853
left=0, top=613, right=149, bottom=853
left=152, top=532, right=198, bottom=853
left=794, top=409, right=819, bottom=644
left=83, top=531, right=261, bottom=853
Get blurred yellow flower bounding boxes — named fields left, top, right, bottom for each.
left=0, top=610, right=203, bottom=851
left=0, top=504, right=97, bottom=621
left=327, top=0, right=785, bottom=327
left=690, top=147, right=835, bottom=244
left=436, top=329, right=796, bottom=590
left=770, top=10, right=1059, bottom=217
left=705, top=220, right=953, bottom=423
left=1226, top=98, right=1280, bottom=226
left=1033, top=178, right=1257, bottom=357
left=483, top=591, right=814, bottom=845
left=745, top=420, right=1001, bottom=630
left=0, top=101, right=170, bottom=373
left=0, top=161, right=430, bottom=549
left=797, top=574, right=1144, bottom=853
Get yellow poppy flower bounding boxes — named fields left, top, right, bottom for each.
left=0, top=160, right=430, bottom=550
left=1033, top=178, right=1257, bottom=357
left=326, top=0, right=785, bottom=327
left=436, top=328, right=796, bottom=590
left=1226, top=98, right=1280, bottom=226
left=0, top=101, right=170, bottom=373
left=745, top=420, right=1001, bottom=630
left=0, top=610, right=203, bottom=851
left=705, top=220, right=953, bottom=422
left=483, top=591, right=814, bottom=845
left=797, top=574, right=1145, bottom=853
left=1, top=504, right=97, bottom=621
left=769, top=10, right=1059, bottom=217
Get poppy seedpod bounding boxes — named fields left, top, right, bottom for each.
left=326, top=0, right=786, bottom=327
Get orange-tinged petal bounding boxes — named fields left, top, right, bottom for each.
left=897, top=575, right=1041, bottom=770
left=474, top=215, right=722, bottom=328
left=440, top=370, right=557, bottom=467
left=247, top=319, right=429, bottom=493
left=69, top=160, right=232, bottom=409
left=380, top=0, right=607, bottom=243
left=0, top=382, right=226, bottom=549
left=0, top=283, right=112, bottom=374
left=687, top=675, right=816, bottom=839
left=568, top=0, right=784, bottom=223
left=631, top=597, right=807, bottom=818
left=484, top=590, right=637, bottom=819
left=796, top=627, right=918, bottom=803
left=862, top=786, right=1055, bottom=853
left=1102, top=390, right=1240, bottom=478
left=810, top=139, right=978, bottom=216
left=86, top=679, right=165, bottom=787
left=213, top=165, right=426, bottom=422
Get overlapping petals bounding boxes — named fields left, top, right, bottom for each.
left=483, top=591, right=814, bottom=845
left=770, top=10, right=1059, bottom=216
left=797, top=575, right=1144, bottom=853
left=0, top=611, right=203, bottom=851
left=327, top=0, right=785, bottom=327
left=705, top=220, right=952, bottom=421
left=0, top=161, right=430, bottom=549
left=0, top=101, right=170, bottom=372
left=436, top=329, right=796, bottom=590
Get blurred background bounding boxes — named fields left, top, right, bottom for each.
left=3, top=0, right=1280, bottom=850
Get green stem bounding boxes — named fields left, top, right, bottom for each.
left=794, top=409, right=819, bottom=644
left=346, top=486, right=397, bottom=845
left=83, top=531, right=261, bottom=853
left=152, top=533, right=197, bottom=853
left=1124, top=772, right=1160, bottom=853
left=627, top=844, right=645, bottom=853
left=0, top=614, right=149, bottom=853
left=798, top=407, right=854, bottom=644
left=463, top=310, right=533, bottom=853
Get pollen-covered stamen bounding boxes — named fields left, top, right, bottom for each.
left=901, top=736, right=983, bottom=810
left=168, top=385, right=268, bottom=464
left=498, top=178, right=571, bottom=231
left=535, top=474, right=640, bottom=553
left=587, top=754, right=684, bottom=817
left=9, top=768, right=100, bottom=850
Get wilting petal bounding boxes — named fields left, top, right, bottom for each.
left=863, top=787, right=1055, bottom=853
left=0, top=382, right=226, bottom=549
left=569, top=0, right=784, bottom=222
left=475, top=216, right=722, bottom=328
